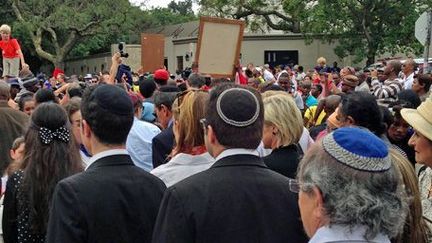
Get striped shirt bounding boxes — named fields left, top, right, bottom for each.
left=371, top=78, right=403, bottom=105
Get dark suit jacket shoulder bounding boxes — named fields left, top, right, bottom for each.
left=152, top=124, right=174, bottom=168
left=263, top=144, right=300, bottom=179
left=152, top=154, right=308, bottom=243
left=46, top=154, right=166, bottom=243
left=0, top=102, right=29, bottom=172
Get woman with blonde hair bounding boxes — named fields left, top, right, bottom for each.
left=389, top=148, right=430, bottom=243
left=262, top=92, right=304, bottom=178
left=151, top=90, right=214, bottom=187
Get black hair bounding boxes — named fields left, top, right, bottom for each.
left=154, top=78, right=167, bottom=86
left=396, top=90, right=421, bottom=109
left=81, top=85, right=133, bottom=145
left=68, top=87, right=83, bottom=98
left=153, top=91, right=178, bottom=110
left=34, top=89, right=57, bottom=105
left=187, top=73, right=205, bottom=88
left=22, top=103, right=82, bottom=233
left=245, top=69, right=254, bottom=78
left=159, top=85, right=180, bottom=93
left=177, top=82, right=187, bottom=92
left=138, top=77, right=157, bottom=98
left=314, top=84, right=323, bottom=93
left=298, top=66, right=304, bottom=72
left=206, top=83, right=264, bottom=149
left=417, top=74, right=432, bottom=93
left=261, top=84, right=284, bottom=92
left=18, top=93, right=34, bottom=111
left=380, top=106, right=393, bottom=129
left=340, top=92, right=386, bottom=137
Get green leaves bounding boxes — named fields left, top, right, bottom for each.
left=7, top=0, right=197, bottom=67
left=199, top=0, right=428, bottom=65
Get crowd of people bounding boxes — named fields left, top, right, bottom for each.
left=1, top=23, right=432, bottom=243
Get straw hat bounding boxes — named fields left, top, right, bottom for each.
left=401, top=95, right=432, bottom=141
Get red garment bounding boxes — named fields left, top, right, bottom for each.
left=238, top=72, right=247, bottom=85
left=201, top=85, right=210, bottom=92
left=52, top=67, right=64, bottom=79
left=190, top=145, right=207, bottom=155
left=0, top=38, right=20, bottom=58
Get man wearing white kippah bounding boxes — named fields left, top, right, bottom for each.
left=152, top=83, right=308, bottom=243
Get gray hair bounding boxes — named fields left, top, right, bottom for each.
left=297, top=142, right=408, bottom=240
left=188, top=73, right=205, bottom=88
left=0, top=81, right=10, bottom=100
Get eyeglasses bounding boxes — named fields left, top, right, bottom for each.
left=175, top=89, right=208, bottom=114
left=200, top=118, right=209, bottom=131
left=288, top=179, right=301, bottom=193
left=288, top=179, right=314, bottom=193
left=175, top=89, right=208, bottom=112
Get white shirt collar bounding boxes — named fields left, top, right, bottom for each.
left=309, top=225, right=390, bottom=243
left=214, top=148, right=259, bottom=162
left=84, top=149, right=129, bottom=171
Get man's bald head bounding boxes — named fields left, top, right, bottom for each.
left=325, top=95, right=342, bottom=114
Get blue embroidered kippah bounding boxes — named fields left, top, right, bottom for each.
left=322, top=127, right=391, bottom=172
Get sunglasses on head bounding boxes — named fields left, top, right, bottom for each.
left=175, top=89, right=208, bottom=107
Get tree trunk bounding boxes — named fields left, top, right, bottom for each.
left=54, top=59, right=65, bottom=70
left=366, top=45, right=377, bottom=66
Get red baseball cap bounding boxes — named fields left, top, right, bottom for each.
left=154, top=69, right=169, bottom=81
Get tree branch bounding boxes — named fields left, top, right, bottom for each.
left=43, top=27, right=61, bottom=53
left=11, top=0, right=25, bottom=22
left=243, top=5, right=293, bottom=22
left=32, top=28, right=55, bottom=63
left=58, top=30, right=78, bottom=60
left=70, top=20, right=101, bottom=35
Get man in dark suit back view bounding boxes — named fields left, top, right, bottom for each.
left=46, top=84, right=166, bottom=243
left=151, top=90, right=178, bottom=168
left=152, top=84, right=308, bottom=243
left=0, top=81, right=29, bottom=174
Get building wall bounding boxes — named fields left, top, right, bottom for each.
left=65, top=54, right=111, bottom=76
left=169, top=37, right=351, bottom=73
left=111, top=44, right=142, bottom=72
left=239, top=38, right=344, bottom=70
left=63, top=37, right=362, bottom=76
left=64, top=45, right=142, bottom=76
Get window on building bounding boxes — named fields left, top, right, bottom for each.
left=176, top=56, right=183, bottom=71
left=264, top=50, right=299, bottom=68
left=164, top=58, right=168, bottom=70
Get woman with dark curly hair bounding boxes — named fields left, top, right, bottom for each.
left=2, top=103, right=82, bottom=243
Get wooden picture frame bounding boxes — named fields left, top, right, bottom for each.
left=141, top=33, right=165, bottom=73
left=195, top=16, right=245, bottom=79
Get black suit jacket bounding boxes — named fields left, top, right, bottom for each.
left=152, top=124, right=174, bottom=168
left=152, top=154, right=308, bottom=243
left=46, top=154, right=166, bottom=243
left=263, top=144, right=300, bottom=179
